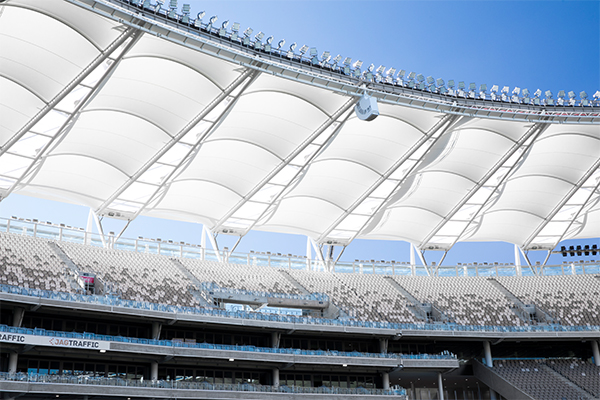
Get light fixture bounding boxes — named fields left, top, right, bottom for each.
left=321, top=51, right=331, bottom=63
left=544, top=90, right=554, bottom=105
left=254, top=31, right=264, bottom=41
left=154, top=0, right=164, bottom=14
left=264, top=36, right=273, bottom=51
left=436, top=78, right=445, bottom=87
left=353, top=60, right=363, bottom=69
left=417, top=74, right=425, bottom=82
left=180, top=4, right=191, bottom=24
left=167, top=0, right=177, bottom=18
left=580, top=91, right=589, bottom=106
left=100, top=349, right=106, bottom=353
left=568, top=90, right=576, bottom=105
left=243, top=27, right=253, bottom=45
left=218, top=20, right=228, bottom=36
left=501, top=86, right=509, bottom=101
left=332, top=54, right=342, bottom=65
left=277, top=39, right=285, bottom=49
left=299, top=44, right=309, bottom=54
left=512, top=87, right=520, bottom=102
left=557, top=90, right=566, bottom=105
left=309, top=48, right=319, bottom=64
left=193, top=11, right=205, bottom=28
left=287, top=42, right=296, bottom=58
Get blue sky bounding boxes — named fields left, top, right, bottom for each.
left=1, top=0, right=598, bottom=266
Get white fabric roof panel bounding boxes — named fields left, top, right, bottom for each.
left=1, top=0, right=598, bottom=254
left=0, top=5, right=100, bottom=102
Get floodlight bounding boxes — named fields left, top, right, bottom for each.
left=367, top=64, right=375, bottom=72
left=218, top=20, right=229, bottom=36
left=557, top=90, right=565, bottom=98
left=243, top=27, right=253, bottom=37
left=427, top=76, right=434, bottom=85
left=522, top=88, right=529, bottom=97
left=512, top=87, right=520, bottom=95
left=501, top=86, right=508, bottom=94
left=265, top=36, right=273, bottom=44
left=309, top=47, right=318, bottom=57
left=491, top=85, right=498, bottom=93
left=544, top=90, right=552, bottom=99
left=254, top=31, right=265, bottom=41
left=155, top=0, right=163, bottom=13
left=142, top=0, right=152, bottom=9
left=287, top=42, right=296, bottom=58
left=439, top=87, right=448, bottom=94
left=479, top=84, right=487, bottom=92
left=277, top=39, right=285, bottom=49
left=332, top=54, right=342, bottom=64
left=194, top=11, right=205, bottom=28
left=594, top=91, right=600, bottom=99
left=299, top=45, right=309, bottom=54
left=533, top=89, right=541, bottom=97
left=231, top=22, right=240, bottom=32
left=353, top=60, right=363, bottom=69
left=264, top=36, right=273, bottom=52
left=386, top=67, right=396, bottom=76
left=568, top=90, right=576, bottom=98
left=343, top=57, right=352, bottom=66
left=447, top=79, right=455, bottom=88
left=181, top=4, right=190, bottom=23
left=580, top=91, right=588, bottom=99
left=417, top=74, right=425, bottom=82
left=398, top=70, right=406, bottom=79
left=376, top=65, right=386, bottom=75
left=169, top=0, right=177, bottom=9
left=321, top=51, right=331, bottom=62
left=208, top=15, right=217, bottom=26
left=469, top=82, right=476, bottom=91
left=407, top=72, right=416, bottom=81
left=458, top=81, right=465, bottom=90
left=418, top=81, right=426, bottom=90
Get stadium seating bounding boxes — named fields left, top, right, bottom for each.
left=492, top=360, right=593, bottom=400
left=2, top=232, right=599, bottom=330
left=393, top=276, right=522, bottom=326
left=546, top=359, right=600, bottom=397
left=0, top=233, right=68, bottom=292
left=496, top=275, right=600, bottom=326
left=59, top=241, right=196, bottom=307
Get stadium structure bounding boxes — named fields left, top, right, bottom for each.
left=1, top=0, right=600, bottom=399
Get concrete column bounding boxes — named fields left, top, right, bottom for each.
left=272, top=368, right=279, bottom=387
left=8, top=351, right=18, bottom=374
left=483, top=341, right=493, bottom=367
left=151, top=322, right=162, bottom=340
left=379, top=338, right=389, bottom=354
left=271, top=332, right=281, bottom=348
left=12, top=307, right=25, bottom=327
left=382, top=372, right=390, bottom=390
left=437, top=372, right=444, bottom=400
left=592, top=340, right=600, bottom=367
left=150, top=361, right=159, bottom=381
left=410, top=382, right=415, bottom=400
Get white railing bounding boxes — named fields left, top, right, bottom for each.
left=1, top=216, right=598, bottom=278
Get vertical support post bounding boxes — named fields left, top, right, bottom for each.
left=514, top=244, right=522, bottom=276
left=271, top=332, right=281, bottom=348
left=8, top=352, right=18, bottom=374
left=306, top=236, right=312, bottom=271
left=592, top=340, right=600, bottom=367
left=437, top=372, right=445, bottom=400
left=379, top=338, right=388, bottom=354
left=483, top=341, right=493, bottom=367
left=272, top=368, right=280, bottom=387
left=489, top=389, right=498, bottom=400
left=151, top=322, right=162, bottom=340
left=410, top=244, right=416, bottom=276
left=382, top=372, right=390, bottom=390
left=202, top=225, right=222, bottom=263
left=150, top=361, right=159, bottom=381
left=13, top=307, right=24, bottom=327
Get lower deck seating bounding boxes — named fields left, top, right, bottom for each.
left=492, top=360, right=594, bottom=400
left=546, top=359, right=600, bottom=397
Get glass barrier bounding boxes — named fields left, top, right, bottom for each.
left=1, top=217, right=598, bottom=278
left=0, top=371, right=407, bottom=396
left=1, top=284, right=599, bottom=335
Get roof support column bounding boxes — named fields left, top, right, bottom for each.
left=88, top=208, right=107, bottom=249
left=203, top=225, right=222, bottom=263
left=513, top=244, right=522, bottom=277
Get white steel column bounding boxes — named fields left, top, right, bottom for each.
left=592, top=340, right=600, bottom=367
left=483, top=341, right=493, bottom=367
left=203, top=225, right=222, bottom=263
left=382, top=372, right=390, bottom=390
left=437, top=372, right=444, bottom=400
left=514, top=244, right=522, bottom=276
left=272, top=368, right=280, bottom=386
left=150, top=361, right=159, bottom=381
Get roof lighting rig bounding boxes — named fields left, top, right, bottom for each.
left=124, top=0, right=598, bottom=107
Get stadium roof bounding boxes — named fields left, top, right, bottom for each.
left=0, top=0, right=599, bottom=254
